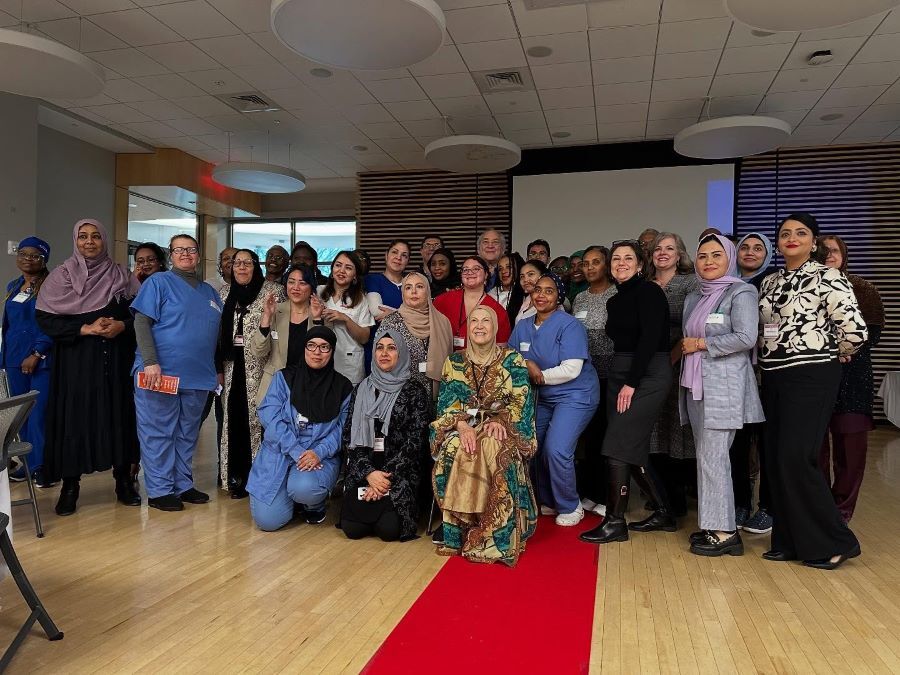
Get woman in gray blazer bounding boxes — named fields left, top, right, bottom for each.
left=678, top=234, right=763, bottom=557
left=250, top=264, right=324, bottom=406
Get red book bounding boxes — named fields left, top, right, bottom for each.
left=137, top=372, right=180, bottom=395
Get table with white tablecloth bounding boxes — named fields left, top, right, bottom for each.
left=877, top=372, right=900, bottom=428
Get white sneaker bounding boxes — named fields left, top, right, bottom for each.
left=540, top=505, right=558, bottom=516
left=555, top=504, right=585, bottom=527
left=580, top=498, right=597, bottom=512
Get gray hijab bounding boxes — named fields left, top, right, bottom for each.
left=349, top=329, right=411, bottom=448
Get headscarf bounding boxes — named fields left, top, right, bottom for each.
left=18, top=236, right=50, bottom=262
left=537, top=271, right=567, bottom=305
left=397, top=271, right=454, bottom=381
left=428, top=247, right=460, bottom=297
left=465, top=305, right=500, bottom=366
left=349, top=329, right=410, bottom=448
left=219, top=249, right=265, bottom=361
left=681, top=235, right=743, bottom=401
left=737, top=232, right=774, bottom=281
left=37, top=219, right=140, bottom=315
left=282, top=326, right=353, bottom=423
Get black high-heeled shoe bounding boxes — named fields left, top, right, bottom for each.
left=802, top=544, right=861, bottom=570
left=55, top=478, right=80, bottom=516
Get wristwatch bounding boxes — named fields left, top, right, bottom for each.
left=32, top=350, right=46, bottom=360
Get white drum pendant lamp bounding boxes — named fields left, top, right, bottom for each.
left=674, top=116, right=791, bottom=160
left=724, top=0, right=900, bottom=31
left=0, top=28, right=105, bottom=99
left=271, top=0, right=445, bottom=70
left=425, top=136, right=522, bottom=174
left=212, top=162, right=306, bottom=193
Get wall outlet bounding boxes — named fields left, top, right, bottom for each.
left=8, top=241, right=17, bottom=255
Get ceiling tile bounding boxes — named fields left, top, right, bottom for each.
left=783, top=37, right=867, bottom=69
left=588, top=25, right=658, bottom=59
left=717, top=43, right=793, bottom=75
left=312, top=79, right=378, bottom=106
left=83, top=102, right=151, bottom=122
left=538, top=85, right=594, bottom=110
left=856, top=103, right=900, bottom=123
left=495, top=110, right=546, bottom=132
left=133, top=98, right=193, bottom=120
left=657, top=18, right=731, bottom=53
left=817, top=85, right=889, bottom=108
left=91, top=47, right=168, bottom=76
left=458, top=39, right=527, bottom=71
left=166, top=116, right=227, bottom=135
left=758, top=91, right=824, bottom=112
left=549, top=124, right=597, bottom=143
left=432, top=95, right=490, bottom=117
left=123, top=120, right=181, bottom=138
left=445, top=5, right=517, bottom=43
left=648, top=98, right=704, bottom=119
left=36, top=16, right=126, bottom=51
left=374, top=137, right=423, bottom=154
left=352, top=67, right=411, bottom=82
left=181, top=68, right=252, bottom=94
left=356, top=121, right=410, bottom=140
left=835, top=61, right=900, bottom=87
left=878, top=80, right=900, bottom=103
left=587, top=0, right=660, bottom=29
left=653, top=50, right=720, bottom=80
left=383, top=100, right=441, bottom=121
left=449, top=116, right=500, bottom=134
left=530, top=61, right=592, bottom=89
left=401, top=118, right=447, bottom=136
left=661, top=0, right=729, bottom=22
left=876, top=9, right=900, bottom=34
left=595, top=102, right=648, bottom=122
left=409, top=45, right=468, bottom=76
left=231, top=64, right=300, bottom=90
left=365, top=77, right=429, bottom=103
left=415, top=72, right=479, bottom=98
left=205, top=0, right=269, bottom=33
left=169, top=94, right=234, bottom=116
left=763, top=110, right=809, bottom=127
left=837, top=120, right=899, bottom=141
left=650, top=76, right=711, bottom=101
left=133, top=72, right=206, bottom=97
left=700, top=94, right=763, bottom=115
left=768, top=67, right=841, bottom=92
left=801, top=14, right=884, bottom=41
left=59, top=0, right=136, bottom=13
left=6, top=0, right=73, bottom=21
left=597, top=120, right=646, bottom=138
left=726, top=23, right=798, bottom=48
left=708, top=71, right=776, bottom=96
left=484, top=90, right=542, bottom=113
left=205, top=113, right=258, bottom=132
left=503, top=127, right=551, bottom=146
left=522, top=32, right=589, bottom=65
left=509, top=0, right=587, bottom=37
left=594, top=80, right=651, bottom=104
left=854, top=33, right=900, bottom=63
left=70, top=90, right=118, bottom=105
left=102, top=77, right=160, bottom=102
left=646, top=117, right=695, bottom=135
left=805, top=104, right=866, bottom=125
left=341, top=103, right=395, bottom=124
left=592, top=55, right=654, bottom=84
left=146, top=0, right=239, bottom=39
left=544, top=106, right=596, bottom=126
left=89, top=8, right=182, bottom=45
left=193, top=34, right=278, bottom=67
left=139, top=41, right=220, bottom=72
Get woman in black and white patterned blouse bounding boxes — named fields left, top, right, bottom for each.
left=758, top=212, right=867, bottom=570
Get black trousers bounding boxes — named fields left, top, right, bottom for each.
left=730, top=422, right=770, bottom=512
left=576, top=378, right=608, bottom=503
left=761, top=362, right=858, bottom=560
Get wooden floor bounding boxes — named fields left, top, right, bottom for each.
left=2, top=423, right=900, bottom=674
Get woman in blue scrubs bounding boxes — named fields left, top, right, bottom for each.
left=248, top=326, right=353, bottom=530
left=509, top=273, right=600, bottom=527
left=1, top=236, right=53, bottom=486
left=131, top=235, right=223, bottom=511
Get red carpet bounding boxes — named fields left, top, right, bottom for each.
left=363, top=514, right=601, bottom=675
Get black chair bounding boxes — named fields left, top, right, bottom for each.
left=0, top=392, right=63, bottom=670
left=0, top=370, right=43, bottom=537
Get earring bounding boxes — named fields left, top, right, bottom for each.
left=812, top=246, right=817, bottom=252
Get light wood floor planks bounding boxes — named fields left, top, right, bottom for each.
left=2, top=422, right=900, bottom=674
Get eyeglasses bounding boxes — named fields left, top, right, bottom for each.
left=233, top=260, right=255, bottom=269
left=266, top=255, right=286, bottom=263
left=421, top=243, right=441, bottom=250
left=220, top=255, right=234, bottom=264
left=135, top=257, right=159, bottom=265
left=461, top=266, right=484, bottom=275
left=305, top=342, right=332, bottom=353
left=533, top=286, right=558, bottom=296
left=16, top=252, right=44, bottom=262
left=171, top=246, right=199, bottom=255
left=550, top=265, right=569, bottom=273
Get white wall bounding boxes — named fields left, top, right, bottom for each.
left=0, top=93, right=38, bottom=285
left=512, top=164, right=735, bottom=257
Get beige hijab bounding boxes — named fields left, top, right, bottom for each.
left=397, top=271, right=453, bottom=380
left=465, top=305, right=501, bottom=366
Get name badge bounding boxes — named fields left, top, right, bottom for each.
left=706, top=313, right=725, bottom=325
left=11, top=292, right=30, bottom=303
left=418, top=362, right=427, bottom=373
left=519, top=341, right=530, bottom=352
left=296, top=413, right=309, bottom=429
left=271, top=330, right=279, bottom=341
left=466, top=408, right=479, bottom=418
left=209, top=300, right=221, bottom=312
left=357, top=487, right=368, bottom=500
left=575, top=311, right=588, bottom=320
left=374, top=437, right=385, bottom=452
left=763, top=323, right=779, bottom=339
left=232, top=334, right=244, bottom=347
left=453, top=336, right=465, bottom=348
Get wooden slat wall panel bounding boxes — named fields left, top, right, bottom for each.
left=735, top=142, right=900, bottom=421
left=357, top=170, right=511, bottom=272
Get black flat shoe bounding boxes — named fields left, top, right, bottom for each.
left=802, top=544, right=861, bottom=570
left=690, top=531, right=743, bottom=557
left=579, top=517, right=629, bottom=544
left=115, top=477, right=141, bottom=506
left=180, top=488, right=210, bottom=504
left=628, top=511, right=677, bottom=533
left=762, top=549, right=795, bottom=562
left=431, top=526, right=445, bottom=545
left=689, top=530, right=708, bottom=546
left=148, top=494, right=184, bottom=512
left=230, top=486, right=248, bottom=499
left=304, top=509, right=326, bottom=525
left=55, top=483, right=80, bottom=517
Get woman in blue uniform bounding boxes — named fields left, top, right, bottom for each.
left=509, top=272, right=600, bottom=527
left=1, top=236, right=53, bottom=486
left=131, top=235, right=222, bottom=511
left=247, top=326, right=353, bottom=530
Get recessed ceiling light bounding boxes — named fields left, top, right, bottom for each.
left=807, top=49, right=834, bottom=65
left=551, top=131, right=571, bottom=138
left=310, top=67, right=333, bottom=78
left=213, top=80, right=225, bottom=86
left=820, top=113, right=844, bottom=121
left=526, top=45, right=553, bottom=58
left=351, top=144, right=369, bottom=152
left=750, top=29, right=776, bottom=37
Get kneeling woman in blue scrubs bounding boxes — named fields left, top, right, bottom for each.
left=248, top=326, right=353, bottom=530
left=131, top=234, right=222, bottom=511
left=509, top=273, right=600, bottom=527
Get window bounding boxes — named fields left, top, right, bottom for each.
left=231, top=221, right=293, bottom=276
left=127, top=193, right=198, bottom=266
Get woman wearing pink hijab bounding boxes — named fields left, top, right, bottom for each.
left=36, top=219, right=143, bottom=516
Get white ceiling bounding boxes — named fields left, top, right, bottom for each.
left=13, top=0, right=900, bottom=189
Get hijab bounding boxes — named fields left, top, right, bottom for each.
left=737, top=233, right=774, bottom=281
left=37, top=219, right=140, bottom=315
left=349, top=329, right=410, bottom=448
left=282, top=326, right=353, bottom=423
left=220, top=249, right=265, bottom=361
left=397, top=272, right=454, bottom=381
left=537, top=271, right=567, bottom=305
left=428, top=247, right=460, bottom=297
left=465, top=305, right=500, bottom=366
left=681, top=235, right=743, bottom=401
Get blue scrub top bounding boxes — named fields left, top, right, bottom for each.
left=1, top=276, right=52, bottom=369
left=130, top=271, right=223, bottom=390
left=509, top=310, right=600, bottom=405
left=363, top=273, right=402, bottom=309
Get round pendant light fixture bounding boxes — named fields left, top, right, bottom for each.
left=424, top=135, right=522, bottom=174
left=0, top=28, right=105, bottom=99
left=724, top=0, right=900, bottom=31
left=674, top=116, right=792, bottom=160
left=212, top=161, right=306, bottom=193
left=271, top=0, right=445, bottom=70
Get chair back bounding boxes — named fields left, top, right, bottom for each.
left=0, top=392, right=38, bottom=466
left=0, top=370, right=10, bottom=399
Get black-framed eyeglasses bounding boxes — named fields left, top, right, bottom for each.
left=171, top=246, right=199, bottom=255
left=305, top=342, right=332, bottom=354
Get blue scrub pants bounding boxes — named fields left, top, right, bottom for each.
left=6, top=367, right=50, bottom=469
left=535, top=399, right=597, bottom=513
left=249, top=462, right=338, bottom=531
left=135, top=387, right=208, bottom=498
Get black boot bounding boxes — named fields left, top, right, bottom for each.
left=114, top=465, right=141, bottom=506
left=580, top=461, right=630, bottom=544
left=55, top=477, right=80, bottom=516
left=629, top=465, right=677, bottom=533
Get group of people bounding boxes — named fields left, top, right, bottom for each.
left=0, top=215, right=882, bottom=570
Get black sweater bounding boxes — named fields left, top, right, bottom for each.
left=604, top=275, right=670, bottom=387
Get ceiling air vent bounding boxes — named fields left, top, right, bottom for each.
left=215, top=91, right=281, bottom=114
left=472, top=68, right=535, bottom=94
